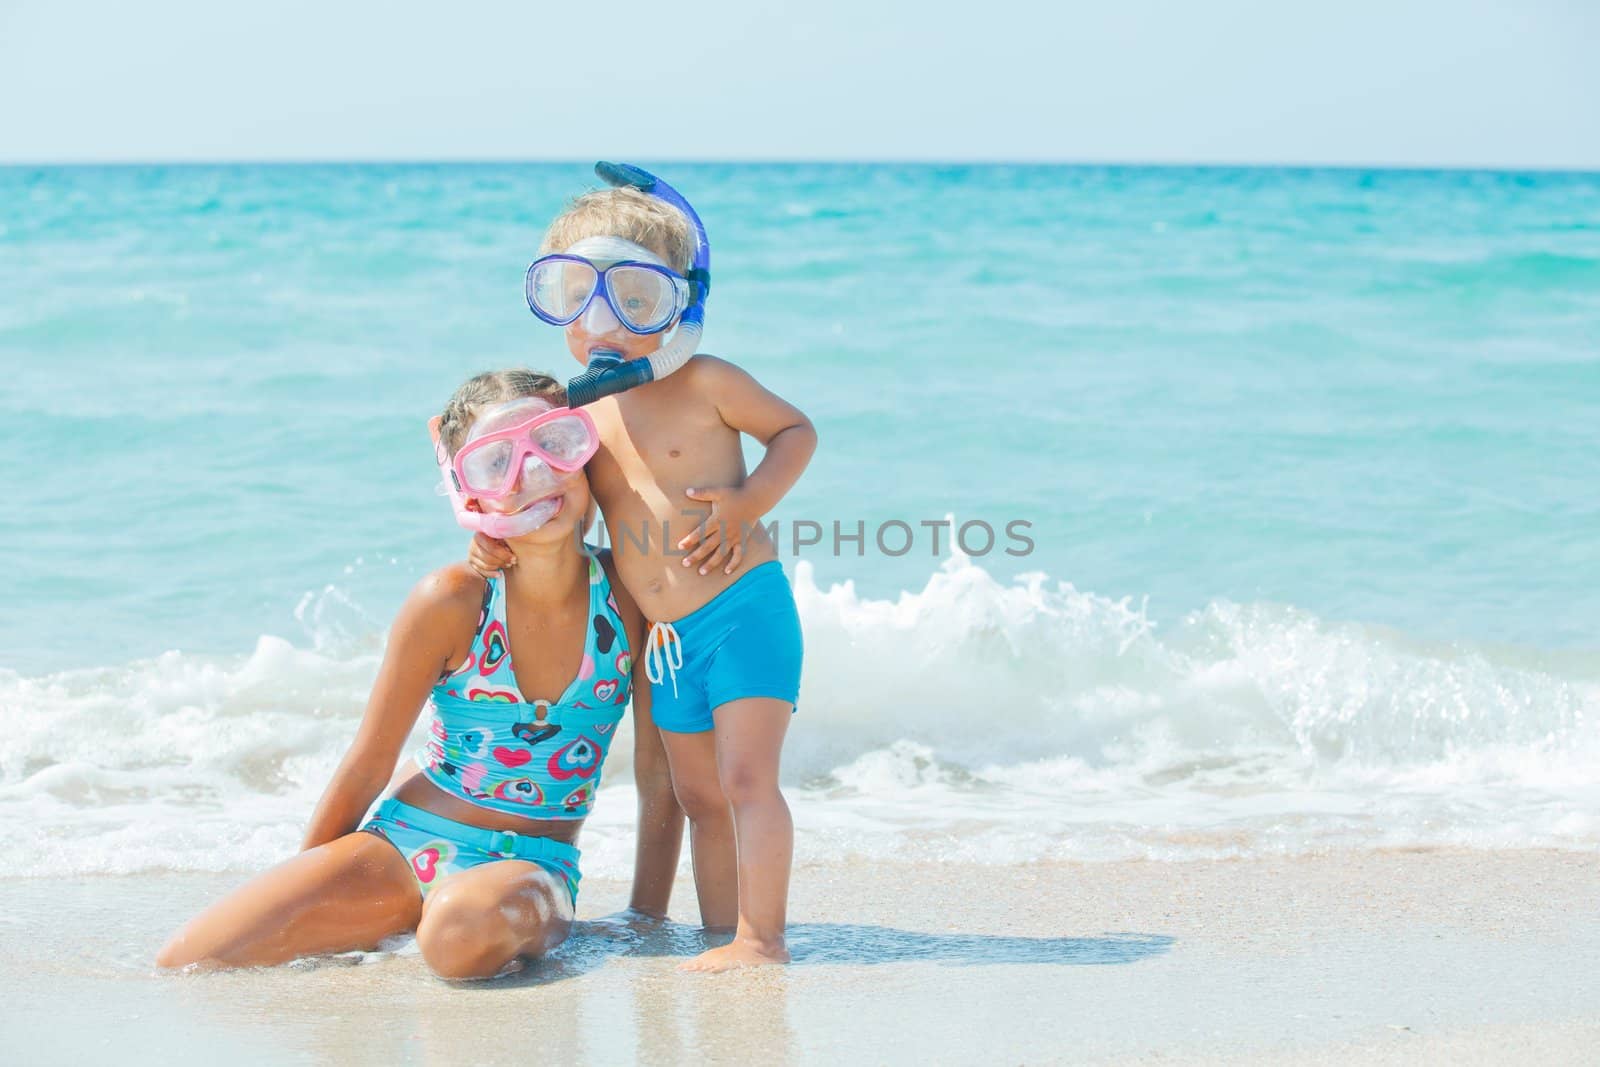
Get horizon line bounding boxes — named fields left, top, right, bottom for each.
left=3, top=156, right=1599, bottom=176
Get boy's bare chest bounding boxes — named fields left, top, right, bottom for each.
left=591, top=408, right=734, bottom=496
left=603, top=417, right=699, bottom=469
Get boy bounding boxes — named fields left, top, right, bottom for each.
left=472, top=175, right=814, bottom=971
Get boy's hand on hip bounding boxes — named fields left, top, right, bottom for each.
left=679, top=486, right=757, bottom=576
left=467, top=533, right=516, bottom=577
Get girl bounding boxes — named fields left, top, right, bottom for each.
left=158, top=369, right=682, bottom=977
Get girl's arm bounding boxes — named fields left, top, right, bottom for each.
left=299, top=567, right=480, bottom=851
left=601, top=550, right=686, bottom=916
left=626, top=653, right=686, bottom=916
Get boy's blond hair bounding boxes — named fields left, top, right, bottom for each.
left=540, top=187, right=695, bottom=274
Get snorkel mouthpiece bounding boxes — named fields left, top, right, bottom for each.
left=566, top=348, right=656, bottom=408
left=556, top=162, right=711, bottom=406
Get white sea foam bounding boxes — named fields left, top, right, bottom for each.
left=2, top=555, right=1596, bottom=879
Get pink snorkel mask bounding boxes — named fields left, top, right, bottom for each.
left=429, top=398, right=600, bottom=539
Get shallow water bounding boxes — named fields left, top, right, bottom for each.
left=2, top=162, right=1597, bottom=871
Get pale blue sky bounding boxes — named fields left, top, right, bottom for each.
left=2, top=0, right=1596, bottom=167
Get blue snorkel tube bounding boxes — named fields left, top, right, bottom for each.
left=562, top=162, right=711, bottom=408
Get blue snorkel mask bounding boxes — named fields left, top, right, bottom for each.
left=525, top=162, right=711, bottom=407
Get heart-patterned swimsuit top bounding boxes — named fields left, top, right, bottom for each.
left=417, top=550, right=631, bottom=820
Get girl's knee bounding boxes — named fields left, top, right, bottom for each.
left=415, top=871, right=571, bottom=980
left=416, top=885, right=518, bottom=980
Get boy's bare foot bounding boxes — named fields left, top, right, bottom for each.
left=679, top=936, right=790, bottom=973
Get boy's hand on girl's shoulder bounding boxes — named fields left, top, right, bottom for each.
left=678, top=485, right=759, bottom=576
left=467, top=533, right=516, bottom=577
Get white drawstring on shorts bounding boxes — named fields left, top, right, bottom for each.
left=645, top=620, right=683, bottom=700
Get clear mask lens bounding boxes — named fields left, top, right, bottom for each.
left=458, top=439, right=514, bottom=494
left=479, top=455, right=562, bottom=514
left=528, top=259, right=598, bottom=323
left=606, top=265, right=679, bottom=331
left=531, top=414, right=594, bottom=464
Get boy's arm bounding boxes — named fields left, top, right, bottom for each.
left=679, top=357, right=818, bottom=575
left=467, top=532, right=518, bottom=576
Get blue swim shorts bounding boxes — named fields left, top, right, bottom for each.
left=646, top=560, right=804, bottom=734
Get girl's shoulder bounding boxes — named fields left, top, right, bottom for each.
left=382, top=563, right=490, bottom=680
left=407, top=562, right=491, bottom=628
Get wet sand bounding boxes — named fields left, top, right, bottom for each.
left=3, top=850, right=1596, bottom=1064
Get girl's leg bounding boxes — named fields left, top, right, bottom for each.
left=156, top=831, right=422, bottom=970
left=413, top=860, right=574, bottom=980
left=682, top=696, right=793, bottom=972
left=658, top=728, right=740, bottom=929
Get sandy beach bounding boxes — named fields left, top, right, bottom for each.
left=4, top=849, right=1595, bottom=1065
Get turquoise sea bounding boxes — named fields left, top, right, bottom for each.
left=2, top=163, right=1597, bottom=876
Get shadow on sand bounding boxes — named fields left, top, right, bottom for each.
left=484, top=918, right=1173, bottom=987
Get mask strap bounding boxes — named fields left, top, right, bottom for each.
left=429, top=415, right=485, bottom=534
